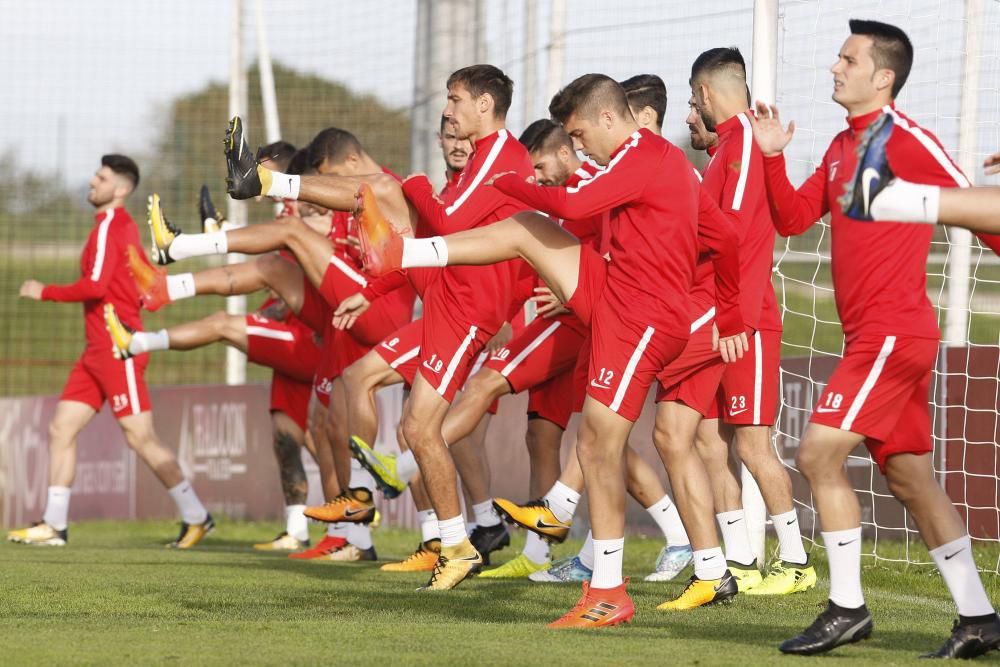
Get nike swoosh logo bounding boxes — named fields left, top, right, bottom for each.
left=602, top=548, right=622, bottom=555
left=566, top=498, right=577, bottom=505
left=344, top=508, right=368, bottom=517
left=535, top=518, right=566, bottom=530
left=838, top=539, right=857, bottom=547
left=944, top=549, right=964, bottom=560
left=729, top=408, right=748, bottom=416
left=786, top=518, right=797, bottom=525
left=727, top=519, right=741, bottom=525
left=381, top=342, right=396, bottom=351
left=589, top=380, right=611, bottom=389
left=701, top=555, right=717, bottom=561
left=431, top=241, right=440, bottom=259
left=862, top=167, right=880, bottom=216
left=422, top=361, right=441, bottom=373
left=815, top=406, right=840, bottom=413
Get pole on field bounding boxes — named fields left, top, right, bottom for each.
left=744, top=0, right=780, bottom=566
left=945, top=0, right=983, bottom=346
left=544, top=0, right=566, bottom=108
left=226, top=0, right=248, bottom=386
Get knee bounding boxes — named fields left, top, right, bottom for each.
left=400, top=414, right=427, bottom=452
left=205, top=310, right=231, bottom=333
left=885, top=468, right=923, bottom=504
left=794, top=440, right=827, bottom=482
left=48, top=418, right=77, bottom=446
left=464, top=372, right=505, bottom=406
left=733, top=429, right=771, bottom=468
left=653, top=423, right=688, bottom=461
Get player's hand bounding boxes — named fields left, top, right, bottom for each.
left=531, top=286, right=568, bottom=318
left=19, top=279, right=44, bottom=300
left=487, top=322, right=513, bottom=353
left=984, top=152, right=1000, bottom=175
left=712, top=324, right=749, bottom=363
left=746, top=101, right=795, bottom=156
left=485, top=171, right=518, bottom=187
left=332, top=292, right=370, bottom=330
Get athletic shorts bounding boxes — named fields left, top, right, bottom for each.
left=705, top=329, right=781, bottom=425
left=418, top=294, right=493, bottom=404
left=565, top=245, right=688, bottom=420
left=809, top=334, right=939, bottom=472
left=297, top=277, right=331, bottom=334
left=483, top=313, right=586, bottom=394
left=527, top=366, right=576, bottom=430
left=245, top=314, right=321, bottom=383
left=655, top=307, right=729, bottom=416
left=374, top=317, right=423, bottom=387
left=61, top=351, right=150, bottom=418
left=270, top=371, right=311, bottom=431
left=319, top=255, right=416, bottom=347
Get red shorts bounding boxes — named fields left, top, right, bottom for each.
left=810, top=335, right=938, bottom=472
left=418, top=296, right=493, bottom=404
left=571, top=333, right=591, bottom=414
left=565, top=245, right=607, bottom=326
left=374, top=318, right=423, bottom=387
left=61, top=352, right=151, bottom=418
left=270, top=371, right=311, bottom=431
left=483, top=313, right=586, bottom=394
left=297, top=278, right=331, bottom=334
left=320, top=257, right=416, bottom=347
left=528, top=367, right=575, bottom=430
left=706, top=329, right=781, bottom=425
left=654, top=309, right=724, bottom=416
left=245, top=314, right=321, bottom=383
left=313, top=321, right=338, bottom=407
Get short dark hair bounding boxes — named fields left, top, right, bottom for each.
left=518, top=118, right=572, bottom=155
left=549, top=73, right=631, bottom=125
left=849, top=19, right=913, bottom=97
left=101, top=154, right=139, bottom=189
left=306, top=127, right=363, bottom=169
left=255, top=141, right=297, bottom=171
left=619, top=74, right=667, bottom=129
left=284, top=149, right=314, bottom=176
left=690, top=47, right=746, bottom=83
left=446, top=65, right=514, bottom=119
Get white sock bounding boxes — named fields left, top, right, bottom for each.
left=418, top=509, right=439, bottom=543
left=438, top=514, right=467, bottom=548
left=930, top=535, right=996, bottom=617
left=578, top=531, right=595, bottom=570
left=401, top=236, right=448, bottom=268
left=396, top=449, right=419, bottom=484
left=647, top=494, right=690, bottom=548
left=870, top=178, right=940, bottom=223
left=265, top=171, right=300, bottom=200
left=128, top=329, right=170, bottom=355
left=771, top=509, right=808, bottom=565
left=543, top=480, right=580, bottom=524
left=42, top=486, right=72, bottom=531
left=347, top=522, right=373, bottom=550
left=166, top=273, right=196, bottom=301
left=591, top=537, right=625, bottom=589
left=169, top=231, right=229, bottom=261
left=693, top=546, right=727, bottom=580
left=822, top=527, right=865, bottom=608
left=328, top=522, right=349, bottom=538
left=522, top=531, right=550, bottom=565
left=717, top=509, right=755, bottom=565
left=167, top=480, right=208, bottom=525
left=472, top=499, right=501, bottom=528
left=349, top=459, right=375, bottom=492
left=285, top=504, right=308, bottom=542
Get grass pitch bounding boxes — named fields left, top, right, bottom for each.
left=2, top=521, right=998, bottom=666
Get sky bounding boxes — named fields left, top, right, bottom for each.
left=2, top=0, right=999, bottom=188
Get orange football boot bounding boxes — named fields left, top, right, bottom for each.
left=548, top=580, right=635, bottom=629
left=127, top=245, right=171, bottom=312
left=354, top=183, right=404, bottom=277
left=288, top=534, right=347, bottom=560
left=303, top=488, right=376, bottom=524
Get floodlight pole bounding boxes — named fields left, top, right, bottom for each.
left=226, top=0, right=248, bottom=386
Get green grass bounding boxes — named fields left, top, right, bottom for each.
left=2, top=521, right=997, bottom=666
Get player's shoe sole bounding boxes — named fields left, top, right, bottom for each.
left=839, top=112, right=895, bottom=220
left=104, top=304, right=135, bottom=360
left=548, top=580, right=634, bottom=629
left=492, top=497, right=570, bottom=543
left=126, top=245, right=171, bottom=312
left=656, top=571, right=739, bottom=611
left=348, top=435, right=406, bottom=499
left=225, top=116, right=266, bottom=200
left=354, top=183, right=404, bottom=277
left=419, top=540, right=482, bottom=591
